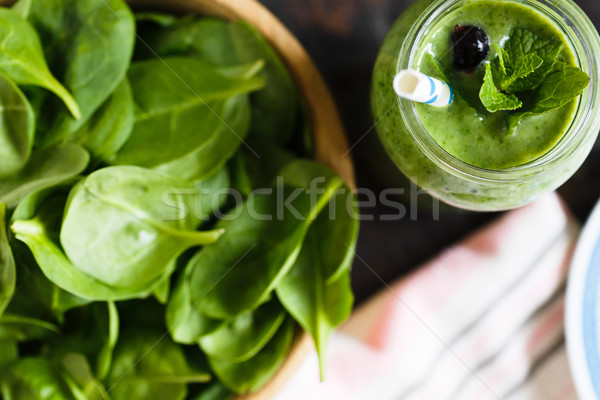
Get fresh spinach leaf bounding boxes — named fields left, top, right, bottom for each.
left=154, top=94, right=251, bottom=181
left=277, top=160, right=359, bottom=282
left=71, top=78, right=134, bottom=166
left=289, top=98, right=314, bottom=159
left=189, top=382, right=234, bottom=400
left=60, top=353, right=110, bottom=400
left=322, top=186, right=359, bottom=283
left=0, top=144, right=89, bottom=209
left=26, top=0, right=135, bottom=145
left=189, top=171, right=343, bottom=318
left=0, top=314, right=60, bottom=341
left=193, top=166, right=232, bottom=224
left=138, top=17, right=299, bottom=145
left=0, top=8, right=80, bottom=120
left=199, top=298, right=286, bottom=362
left=228, top=152, right=254, bottom=198
left=268, top=161, right=356, bottom=377
left=229, top=20, right=300, bottom=145
left=12, top=194, right=178, bottom=301
left=112, top=58, right=264, bottom=168
left=0, top=204, right=15, bottom=317
left=12, top=0, right=32, bottom=18
left=277, top=159, right=343, bottom=191
left=11, top=240, right=90, bottom=322
left=234, top=138, right=296, bottom=192
left=10, top=186, right=54, bottom=222
left=1, top=238, right=86, bottom=343
left=208, top=318, right=294, bottom=394
left=0, top=358, right=75, bottom=400
left=0, top=339, right=17, bottom=367
left=106, top=328, right=210, bottom=400
left=96, top=302, right=119, bottom=380
left=59, top=166, right=225, bottom=289
left=1, top=246, right=74, bottom=342
left=153, top=279, right=171, bottom=305
left=0, top=71, right=35, bottom=180
left=166, top=267, right=223, bottom=345
left=138, top=17, right=238, bottom=65
left=117, top=299, right=170, bottom=332
left=42, top=302, right=120, bottom=383
left=135, top=12, right=177, bottom=27
left=12, top=166, right=229, bottom=304
left=276, top=224, right=354, bottom=378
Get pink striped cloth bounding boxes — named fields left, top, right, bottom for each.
left=273, top=193, right=580, bottom=400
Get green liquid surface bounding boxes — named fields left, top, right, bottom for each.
left=415, top=0, right=578, bottom=169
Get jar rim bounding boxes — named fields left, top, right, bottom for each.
left=397, top=0, right=600, bottom=183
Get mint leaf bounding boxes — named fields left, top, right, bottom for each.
left=502, top=28, right=562, bottom=92
left=504, top=28, right=561, bottom=62
left=505, top=62, right=589, bottom=134
left=507, top=113, right=525, bottom=134
left=491, top=28, right=560, bottom=93
left=477, top=28, right=589, bottom=132
left=511, top=53, right=543, bottom=81
left=493, top=44, right=510, bottom=77
left=479, top=63, right=522, bottom=112
left=495, top=52, right=543, bottom=90
left=528, top=61, right=589, bottom=113
left=427, top=53, right=449, bottom=82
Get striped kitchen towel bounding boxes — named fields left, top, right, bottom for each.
left=272, top=192, right=580, bottom=400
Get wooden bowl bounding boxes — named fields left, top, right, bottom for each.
left=1, top=0, right=355, bottom=397
left=126, top=2, right=356, bottom=398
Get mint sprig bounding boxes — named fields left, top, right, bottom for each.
left=493, top=45, right=543, bottom=90
left=480, top=63, right=522, bottom=112
left=499, top=28, right=563, bottom=93
left=508, top=61, right=591, bottom=131
left=478, top=27, right=589, bottom=132
left=527, top=62, right=591, bottom=113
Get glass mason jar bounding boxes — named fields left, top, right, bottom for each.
left=372, top=0, right=600, bottom=211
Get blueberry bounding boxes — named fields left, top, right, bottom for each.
left=451, top=25, right=489, bottom=72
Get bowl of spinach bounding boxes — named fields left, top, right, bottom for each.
left=0, top=0, right=358, bottom=399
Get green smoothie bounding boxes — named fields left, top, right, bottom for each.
left=415, top=1, right=577, bottom=169
left=372, top=0, right=600, bottom=211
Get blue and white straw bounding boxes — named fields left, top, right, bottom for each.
left=393, top=69, right=453, bottom=108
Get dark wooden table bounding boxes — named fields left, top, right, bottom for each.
left=260, top=0, right=600, bottom=304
